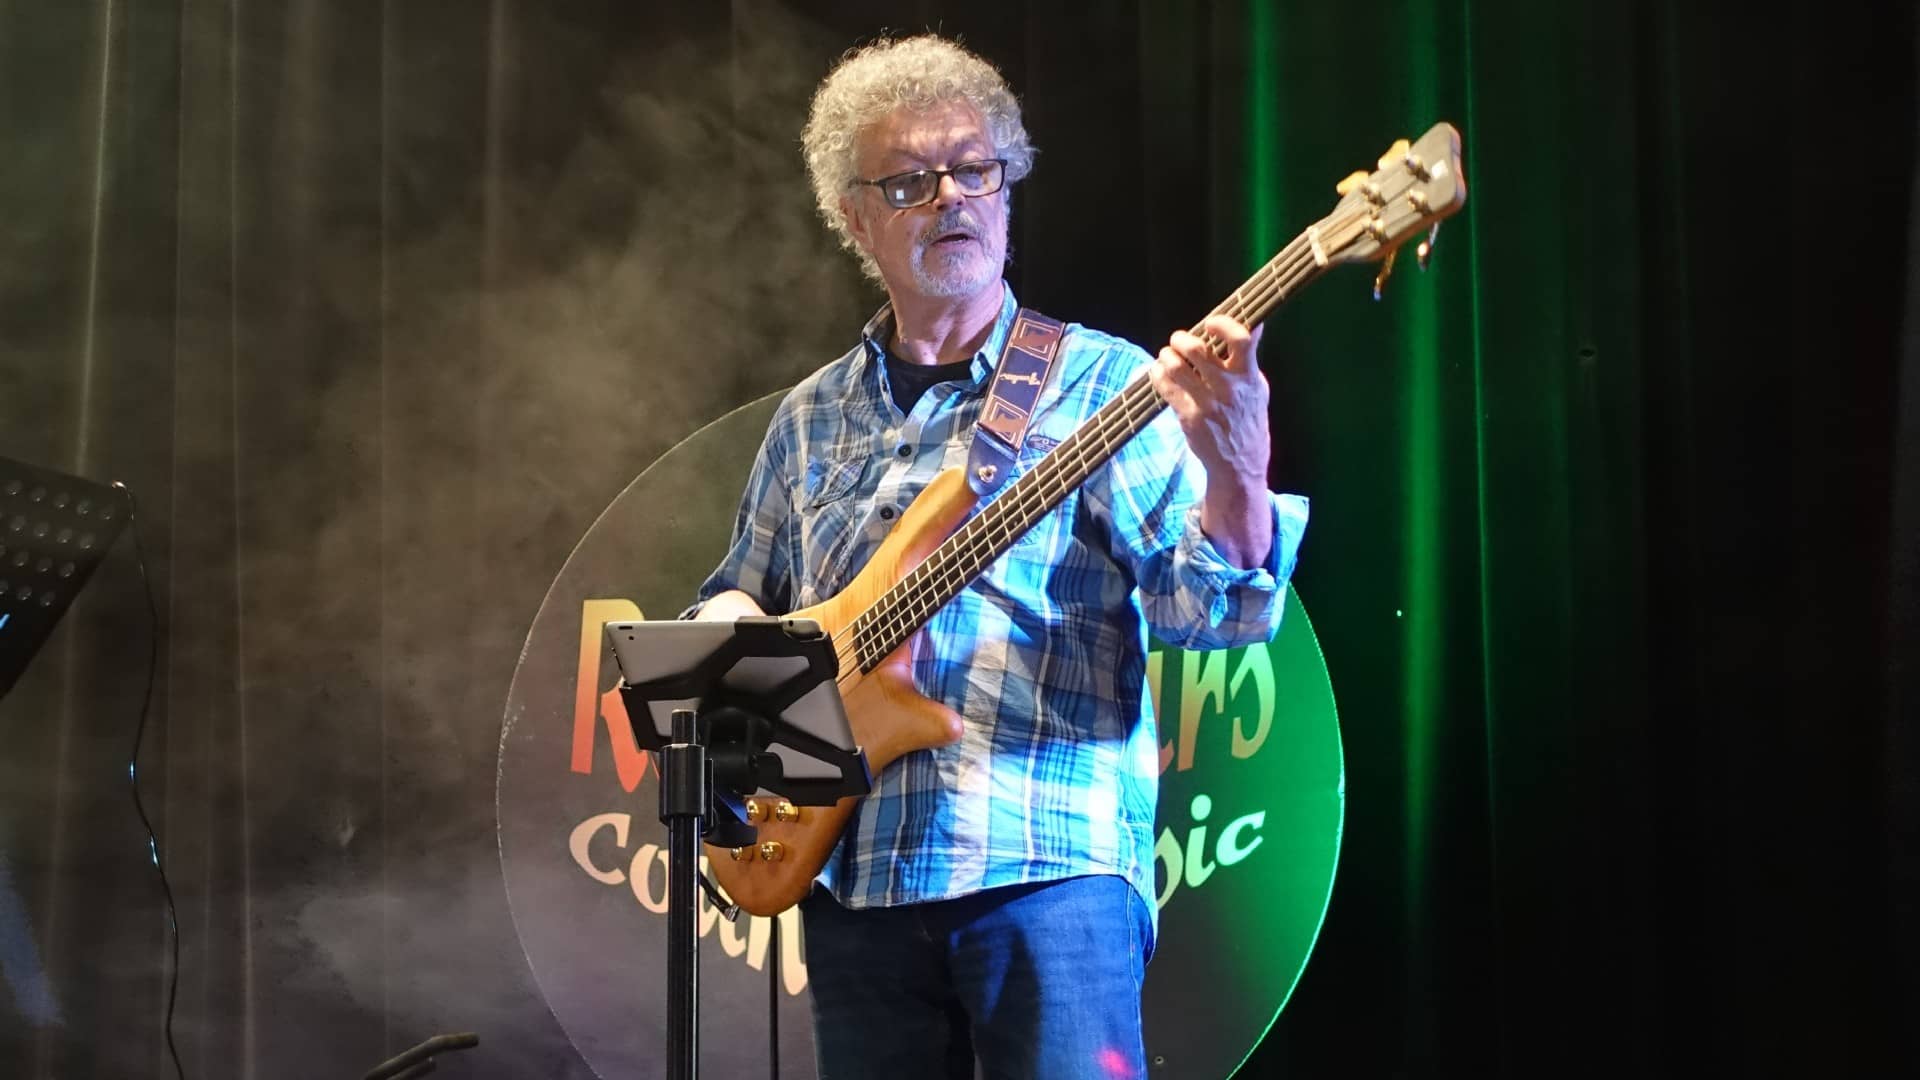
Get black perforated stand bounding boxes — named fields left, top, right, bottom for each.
left=0, top=456, right=131, bottom=700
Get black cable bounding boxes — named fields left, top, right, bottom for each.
left=114, top=481, right=187, bottom=1080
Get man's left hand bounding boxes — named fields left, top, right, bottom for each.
left=1148, top=314, right=1274, bottom=569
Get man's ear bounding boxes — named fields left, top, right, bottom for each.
left=840, top=194, right=872, bottom=252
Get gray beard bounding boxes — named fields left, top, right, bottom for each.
left=909, top=232, right=1005, bottom=298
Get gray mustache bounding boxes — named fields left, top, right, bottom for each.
left=921, top=209, right=981, bottom=244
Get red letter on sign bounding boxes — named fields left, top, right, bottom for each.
left=572, top=599, right=652, bottom=792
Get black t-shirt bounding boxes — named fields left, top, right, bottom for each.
left=883, top=350, right=975, bottom=415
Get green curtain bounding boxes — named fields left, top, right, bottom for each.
left=1177, top=2, right=1914, bottom=1074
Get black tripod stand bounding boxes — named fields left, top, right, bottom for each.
left=610, top=616, right=871, bottom=1080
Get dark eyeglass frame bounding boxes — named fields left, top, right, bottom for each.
left=852, top=158, right=1008, bottom=210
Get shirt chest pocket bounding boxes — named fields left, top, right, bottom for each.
left=995, top=427, right=1074, bottom=551
left=792, top=452, right=869, bottom=602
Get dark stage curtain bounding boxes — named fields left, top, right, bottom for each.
left=0, top=1, right=1911, bottom=1077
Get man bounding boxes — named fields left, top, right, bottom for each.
left=689, top=33, right=1309, bottom=1080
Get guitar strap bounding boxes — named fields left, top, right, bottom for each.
left=967, top=308, right=1065, bottom=496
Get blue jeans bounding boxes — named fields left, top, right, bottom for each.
left=799, top=874, right=1153, bottom=1080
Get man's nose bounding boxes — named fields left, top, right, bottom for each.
left=929, top=172, right=967, bottom=210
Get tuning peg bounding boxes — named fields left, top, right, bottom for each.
left=1376, top=138, right=1411, bottom=173
left=1372, top=249, right=1397, bottom=301
left=1416, top=223, right=1441, bottom=271
left=1336, top=170, right=1370, bottom=197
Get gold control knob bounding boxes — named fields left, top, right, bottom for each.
left=757, top=841, right=785, bottom=863
left=773, top=800, right=801, bottom=823
left=728, top=847, right=747, bottom=862
left=744, top=798, right=767, bottom=823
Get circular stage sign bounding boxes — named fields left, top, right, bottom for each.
left=498, top=392, right=1342, bottom=1079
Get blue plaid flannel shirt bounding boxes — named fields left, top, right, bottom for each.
left=692, top=286, right=1309, bottom=926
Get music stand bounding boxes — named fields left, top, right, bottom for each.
left=0, top=456, right=131, bottom=701
left=606, top=615, right=870, bottom=1080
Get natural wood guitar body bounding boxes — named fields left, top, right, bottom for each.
left=705, top=467, right=976, bottom=917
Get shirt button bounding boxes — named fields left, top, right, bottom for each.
left=879, top=506, right=896, bottom=521
left=896, top=445, right=912, bottom=459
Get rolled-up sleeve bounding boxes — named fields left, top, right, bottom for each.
left=1093, top=364, right=1309, bottom=651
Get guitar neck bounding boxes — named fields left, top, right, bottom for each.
left=844, top=229, right=1330, bottom=671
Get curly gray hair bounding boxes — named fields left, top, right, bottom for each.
left=801, top=34, right=1036, bottom=282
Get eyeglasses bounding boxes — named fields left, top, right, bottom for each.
left=852, top=159, right=1007, bottom=209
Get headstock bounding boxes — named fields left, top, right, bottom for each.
left=1317, top=122, right=1467, bottom=297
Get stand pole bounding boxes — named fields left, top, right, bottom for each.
left=613, top=618, right=874, bottom=1080
left=662, top=707, right=705, bottom=1080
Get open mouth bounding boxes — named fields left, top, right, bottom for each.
left=932, top=231, right=974, bottom=247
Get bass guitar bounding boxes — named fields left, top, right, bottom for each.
left=707, top=123, right=1467, bottom=916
